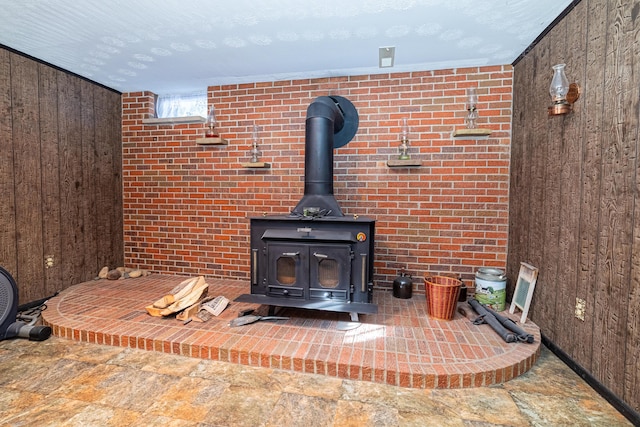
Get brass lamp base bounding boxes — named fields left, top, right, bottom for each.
left=548, top=102, right=572, bottom=116
left=548, top=83, right=581, bottom=116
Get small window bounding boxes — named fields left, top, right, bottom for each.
left=155, top=91, right=207, bottom=118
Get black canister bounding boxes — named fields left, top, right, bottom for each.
left=458, top=277, right=468, bottom=302
left=393, top=271, right=413, bottom=299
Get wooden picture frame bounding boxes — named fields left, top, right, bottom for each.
left=509, top=262, right=539, bottom=324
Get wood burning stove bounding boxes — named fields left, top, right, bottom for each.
left=236, top=95, right=377, bottom=320
left=241, top=216, right=376, bottom=320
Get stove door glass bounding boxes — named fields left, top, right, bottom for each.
left=267, top=243, right=307, bottom=298
left=309, top=244, right=351, bottom=301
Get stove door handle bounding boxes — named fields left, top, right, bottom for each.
left=282, top=252, right=300, bottom=257
left=313, top=252, right=328, bottom=259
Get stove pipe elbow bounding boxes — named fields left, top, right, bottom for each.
left=292, top=96, right=359, bottom=217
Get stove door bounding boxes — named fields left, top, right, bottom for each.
left=309, top=244, right=352, bottom=301
left=266, top=242, right=308, bottom=298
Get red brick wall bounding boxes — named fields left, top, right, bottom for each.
left=122, top=65, right=512, bottom=290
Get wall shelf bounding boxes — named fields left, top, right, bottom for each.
left=196, top=137, right=228, bottom=145
left=241, top=162, right=271, bottom=169
left=142, top=116, right=206, bottom=125
left=453, top=128, right=492, bottom=138
left=387, top=159, right=422, bottom=168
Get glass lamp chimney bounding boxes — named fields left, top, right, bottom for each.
left=205, top=106, right=218, bottom=137
left=549, top=63, right=569, bottom=104
left=466, top=87, right=478, bottom=129
left=249, top=124, right=261, bottom=163
left=398, top=118, right=410, bottom=160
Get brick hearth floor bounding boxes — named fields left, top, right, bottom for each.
left=42, top=274, right=540, bottom=389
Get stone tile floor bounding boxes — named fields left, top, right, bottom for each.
left=0, top=337, right=631, bottom=426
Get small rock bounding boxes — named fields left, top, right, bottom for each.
left=129, top=269, right=143, bottom=278
left=106, top=269, right=121, bottom=280
left=98, top=266, right=109, bottom=279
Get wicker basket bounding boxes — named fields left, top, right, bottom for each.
left=424, top=276, right=462, bottom=320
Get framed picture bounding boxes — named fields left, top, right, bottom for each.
left=509, top=262, right=539, bottom=324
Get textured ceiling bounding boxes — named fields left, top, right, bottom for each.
left=0, top=0, right=572, bottom=95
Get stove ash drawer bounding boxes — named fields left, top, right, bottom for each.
left=309, top=288, right=348, bottom=301
left=267, top=285, right=304, bottom=298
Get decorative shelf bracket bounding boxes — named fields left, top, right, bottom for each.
left=196, top=137, right=229, bottom=145
left=387, top=159, right=422, bottom=168
left=453, top=128, right=492, bottom=138
left=241, top=162, right=271, bottom=169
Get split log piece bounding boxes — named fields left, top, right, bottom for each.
left=159, top=277, right=208, bottom=316
left=152, top=277, right=199, bottom=309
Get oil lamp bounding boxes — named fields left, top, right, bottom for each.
left=205, top=106, right=218, bottom=137
left=249, top=124, right=261, bottom=163
left=466, top=87, right=478, bottom=129
left=548, top=64, right=581, bottom=116
left=398, top=118, right=410, bottom=160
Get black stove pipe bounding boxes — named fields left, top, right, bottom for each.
left=292, top=96, right=358, bottom=217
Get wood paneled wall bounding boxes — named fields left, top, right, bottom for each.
left=0, top=47, right=123, bottom=304
left=509, top=0, right=639, bottom=414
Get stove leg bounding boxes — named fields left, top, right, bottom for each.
left=349, top=312, right=359, bottom=322
left=268, top=306, right=277, bottom=316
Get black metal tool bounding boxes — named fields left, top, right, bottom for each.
left=485, top=305, right=534, bottom=343
left=468, top=299, right=533, bottom=344
left=228, top=315, right=289, bottom=327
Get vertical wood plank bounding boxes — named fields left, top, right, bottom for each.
left=623, top=0, right=640, bottom=412
left=592, top=0, right=635, bottom=398
left=94, top=87, right=110, bottom=270
left=10, top=53, right=45, bottom=303
left=525, top=34, right=553, bottom=333
left=81, top=80, right=98, bottom=277
left=537, top=20, right=567, bottom=338
left=57, top=72, right=86, bottom=287
left=507, top=53, right=533, bottom=291
left=0, top=49, right=18, bottom=276
left=94, top=89, right=124, bottom=268
left=109, top=91, right=124, bottom=266
left=576, top=0, right=608, bottom=371
left=553, top=0, right=587, bottom=355
left=38, top=63, right=63, bottom=297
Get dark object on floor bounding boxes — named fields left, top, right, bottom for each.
left=468, top=299, right=533, bottom=344
left=0, top=266, right=52, bottom=341
left=486, top=304, right=534, bottom=343
left=228, top=315, right=289, bottom=327
left=458, top=277, right=468, bottom=302
left=393, top=270, right=413, bottom=299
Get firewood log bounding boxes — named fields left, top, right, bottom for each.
left=160, top=278, right=208, bottom=316
left=152, top=276, right=199, bottom=309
